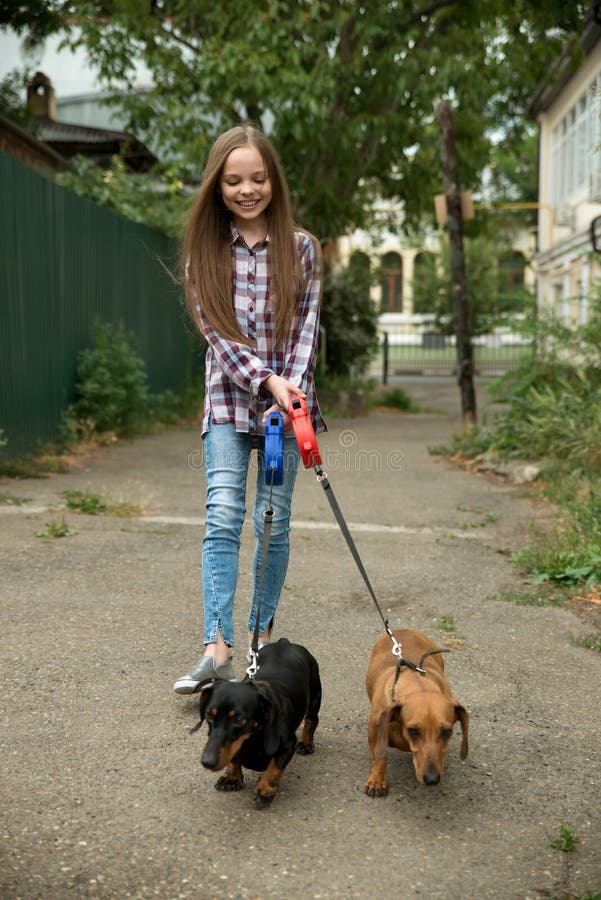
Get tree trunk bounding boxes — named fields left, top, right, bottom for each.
left=434, top=99, right=477, bottom=427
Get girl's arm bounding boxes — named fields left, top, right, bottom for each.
left=280, top=235, right=322, bottom=391
left=192, top=293, right=273, bottom=397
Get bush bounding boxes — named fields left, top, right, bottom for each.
left=439, top=289, right=601, bottom=589
left=72, top=321, right=150, bottom=436
left=320, top=259, right=379, bottom=377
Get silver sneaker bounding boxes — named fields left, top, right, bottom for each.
left=173, top=655, right=235, bottom=695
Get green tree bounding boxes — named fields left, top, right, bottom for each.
left=7, top=1, right=586, bottom=239
left=0, top=69, right=36, bottom=130
left=412, top=234, right=535, bottom=334
left=56, top=155, right=192, bottom=238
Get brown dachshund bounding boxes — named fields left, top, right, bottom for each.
left=364, top=628, right=469, bottom=796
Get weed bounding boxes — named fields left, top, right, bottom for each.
left=36, top=517, right=73, bottom=538
left=0, top=451, right=68, bottom=478
left=430, top=296, right=601, bottom=592
left=64, top=490, right=142, bottom=518
left=512, top=541, right=601, bottom=587
left=438, top=615, right=456, bottom=632
left=549, top=824, right=580, bottom=852
left=374, top=387, right=419, bottom=412
left=0, top=492, right=30, bottom=505
left=457, top=505, right=500, bottom=528
left=492, top=589, right=566, bottom=607
left=64, top=489, right=107, bottom=515
left=569, top=632, right=601, bottom=653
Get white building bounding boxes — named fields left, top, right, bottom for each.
left=528, top=11, right=601, bottom=326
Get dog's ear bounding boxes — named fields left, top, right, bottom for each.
left=197, top=683, right=215, bottom=724
left=454, top=704, right=469, bottom=759
left=254, top=682, right=289, bottom=757
left=374, top=705, right=400, bottom=758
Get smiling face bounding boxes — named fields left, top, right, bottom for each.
left=219, top=144, right=272, bottom=235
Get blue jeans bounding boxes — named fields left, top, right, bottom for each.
left=202, top=421, right=301, bottom=647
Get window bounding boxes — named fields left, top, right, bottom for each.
left=412, top=251, right=437, bottom=313
left=380, top=252, right=402, bottom=312
left=551, top=75, right=601, bottom=206
left=499, top=251, right=525, bottom=293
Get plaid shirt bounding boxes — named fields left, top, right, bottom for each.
left=193, top=224, right=326, bottom=439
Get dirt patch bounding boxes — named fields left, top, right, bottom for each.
left=568, top=586, right=601, bottom=633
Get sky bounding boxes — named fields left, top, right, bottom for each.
left=0, top=28, right=151, bottom=99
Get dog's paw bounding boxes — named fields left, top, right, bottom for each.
left=364, top=779, right=389, bottom=798
left=215, top=774, right=244, bottom=792
left=295, top=740, right=314, bottom=756
left=253, top=788, right=277, bottom=808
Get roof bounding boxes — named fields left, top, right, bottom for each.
left=35, top=116, right=158, bottom=172
left=527, top=11, right=601, bottom=118
left=37, top=118, right=137, bottom=144
left=0, top=111, right=71, bottom=178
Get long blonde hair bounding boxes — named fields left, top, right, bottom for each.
left=181, top=124, right=318, bottom=348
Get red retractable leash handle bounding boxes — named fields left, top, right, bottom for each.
left=288, top=396, right=322, bottom=467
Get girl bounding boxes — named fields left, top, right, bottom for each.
left=174, top=124, right=325, bottom=693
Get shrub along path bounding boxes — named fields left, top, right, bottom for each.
left=1, top=378, right=600, bottom=899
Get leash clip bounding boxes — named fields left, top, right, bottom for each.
left=246, top=650, right=259, bottom=680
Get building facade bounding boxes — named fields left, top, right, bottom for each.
left=528, top=14, right=601, bottom=327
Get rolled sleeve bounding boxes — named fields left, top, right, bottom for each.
left=281, top=236, right=322, bottom=390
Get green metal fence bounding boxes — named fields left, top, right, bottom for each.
left=0, top=151, right=197, bottom=462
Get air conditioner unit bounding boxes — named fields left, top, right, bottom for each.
left=590, top=170, right=601, bottom=203
left=555, top=204, right=574, bottom=228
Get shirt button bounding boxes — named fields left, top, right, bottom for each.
left=249, top=304, right=254, bottom=313
left=248, top=273, right=255, bottom=284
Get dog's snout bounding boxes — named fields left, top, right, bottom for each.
left=423, top=768, right=441, bottom=786
left=201, top=746, right=220, bottom=770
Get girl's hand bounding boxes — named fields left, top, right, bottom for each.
left=262, top=403, right=291, bottom=431
left=263, top=374, right=305, bottom=414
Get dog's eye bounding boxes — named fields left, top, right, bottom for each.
left=440, top=728, right=453, bottom=740
left=407, top=727, right=421, bottom=741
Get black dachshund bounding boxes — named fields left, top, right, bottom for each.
left=193, top=638, right=321, bottom=807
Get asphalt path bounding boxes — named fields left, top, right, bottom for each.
left=1, top=379, right=599, bottom=899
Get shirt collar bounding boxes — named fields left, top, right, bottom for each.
left=229, top=221, right=270, bottom=248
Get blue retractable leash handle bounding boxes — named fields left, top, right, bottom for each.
left=247, top=411, right=285, bottom=679
left=264, top=411, right=285, bottom=485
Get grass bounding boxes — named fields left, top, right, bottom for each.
left=0, top=491, right=30, bottom=505
left=64, top=489, right=142, bottom=518
left=549, top=824, right=580, bottom=852
left=430, top=346, right=601, bottom=599
left=491, top=588, right=567, bottom=608
left=456, top=504, right=500, bottom=528
left=437, top=615, right=456, bottom=632
left=512, top=538, right=601, bottom=588
left=0, top=450, right=68, bottom=478
left=64, top=489, right=107, bottom=515
left=569, top=632, right=601, bottom=653
left=372, top=386, right=419, bottom=412
left=36, top=516, right=73, bottom=538
left=434, top=614, right=465, bottom=648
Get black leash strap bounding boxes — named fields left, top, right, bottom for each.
left=314, top=465, right=393, bottom=639
left=247, top=474, right=275, bottom=679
